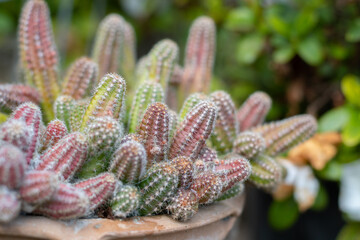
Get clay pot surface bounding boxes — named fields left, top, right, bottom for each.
left=0, top=194, right=245, bottom=240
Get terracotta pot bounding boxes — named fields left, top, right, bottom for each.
left=0, top=194, right=245, bottom=240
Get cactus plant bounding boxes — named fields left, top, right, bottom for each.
left=0, top=186, right=21, bottom=223
left=40, top=119, right=68, bottom=152
left=198, top=146, right=218, bottom=163
left=92, top=14, right=136, bottom=81
left=0, top=119, right=32, bottom=155
left=210, top=91, right=238, bottom=153
left=110, top=184, right=140, bottom=218
left=170, top=100, right=217, bottom=160
left=180, top=16, right=216, bottom=101
left=138, top=162, right=179, bottom=216
left=237, top=91, right=272, bottom=131
left=0, top=84, right=41, bottom=113
left=62, top=57, right=98, bottom=100
left=18, top=0, right=60, bottom=120
left=233, top=131, right=265, bottom=160
left=178, top=92, right=207, bottom=124
left=190, top=171, right=223, bottom=205
left=109, top=139, right=147, bottom=183
left=167, top=188, right=198, bottom=221
left=54, top=95, right=75, bottom=131
left=216, top=183, right=244, bottom=201
left=137, top=102, right=170, bottom=166
left=170, top=156, right=193, bottom=188
left=0, top=143, right=27, bottom=189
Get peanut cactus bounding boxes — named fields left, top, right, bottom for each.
left=0, top=143, right=27, bottom=189
left=233, top=131, right=266, bottom=160
left=252, top=114, right=317, bottom=156
left=170, top=100, right=217, bottom=160
left=210, top=91, right=238, bottom=153
left=20, top=170, right=60, bottom=206
left=0, top=84, right=41, bottom=112
left=180, top=16, right=216, bottom=101
left=215, top=154, right=251, bottom=193
left=0, top=119, right=32, bottom=154
left=54, top=95, right=75, bottom=131
left=198, top=146, right=218, bottom=163
left=168, top=109, right=178, bottom=141
left=92, top=14, right=135, bottom=80
left=138, top=162, right=179, bottom=216
left=36, top=132, right=88, bottom=181
left=137, top=102, right=170, bottom=166
left=170, top=156, right=193, bottom=188
left=190, top=171, right=223, bottom=205
left=110, top=184, right=140, bottom=218
left=142, top=39, right=179, bottom=90
left=10, top=102, right=42, bottom=164
left=34, top=183, right=90, bottom=219
left=80, top=73, right=126, bottom=131
left=167, top=188, right=198, bottom=221
left=166, top=64, right=183, bottom=111
left=237, top=91, right=272, bottom=131
left=249, top=154, right=284, bottom=190
left=69, top=99, right=88, bottom=132
left=40, top=119, right=68, bottom=152
left=74, top=173, right=116, bottom=211
left=109, top=140, right=147, bottom=183
left=128, top=81, right=164, bottom=133
left=0, top=186, right=21, bottom=223
left=18, top=0, right=60, bottom=120
left=120, top=133, right=143, bottom=145
left=62, top=57, right=98, bottom=100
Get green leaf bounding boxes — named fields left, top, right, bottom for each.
left=317, top=160, right=343, bottom=181
left=311, top=184, right=328, bottom=211
left=268, top=197, right=299, bottom=230
left=337, top=222, right=360, bottom=240
left=341, top=75, right=360, bottom=108
left=297, top=36, right=324, bottom=66
left=342, top=106, right=360, bottom=147
left=225, top=7, right=255, bottom=31
left=346, top=18, right=360, bottom=42
left=236, top=33, right=265, bottom=64
left=273, top=45, right=295, bottom=63
left=294, top=11, right=317, bottom=37
left=266, top=7, right=289, bottom=36
left=318, top=106, right=350, bottom=132
left=328, top=44, right=349, bottom=61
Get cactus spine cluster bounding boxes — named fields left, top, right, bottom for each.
left=0, top=0, right=318, bottom=224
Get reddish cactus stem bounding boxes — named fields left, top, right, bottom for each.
left=41, top=119, right=68, bottom=152
left=0, top=84, right=41, bottom=112
left=0, top=186, right=21, bottom=223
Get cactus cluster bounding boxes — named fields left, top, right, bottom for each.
left=0, top=0, right=317, bottom=224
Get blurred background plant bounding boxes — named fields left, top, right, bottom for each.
left=1, top=0, right=360, bottom=239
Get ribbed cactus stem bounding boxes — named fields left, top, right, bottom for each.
left=233, top=131, right=265, bottom=160
left=10, top=102, right=42, bottom=164
left=168, top=109, right=178, bottom=142
left=178, top=93, right=207, bottom=124
left=120, top=133, right=143, bottom=145
left=252, top=114, right=317, bottom=156
left=41, top=119, right=68, bottom=152
left=69, top=98, right=88, bottom=132
left=216, top=183, right=244, bottom=201
left=74, top=173, right=116, bottom=211
left=0, top=186, right=21, bottom=223
left=144, top=39, right=179, bottom=90
left=128, top=81, right=164, bottom=133
left=0, top=119, right=32, bottom=155
left=54, top=95, right=75, bottom=131
left=190, top=171, right=222, bottom=205
left=0, top=84, right=41, bottom=112
left=0, top=143, right=27, bottom=189
left=249, top=154, right=284, bottom=191
left=237, top=91, right=272, bottom=131
left=62, top=57, right=98, bottom=100
left=166, top=64, right=183, bottom=111
left=19, top=0, right=60, bottom=120
left=138, top=162, right=179, bottom=216
left=169, top=100, right=217, bottom=160
left=210, top=91, right=238, bottom=153
left=180, top=16, right=215, bottom=101
left=109, top=140, right=147, bottom=183
left=215, top=154, right=251, bottom=193
left=92, top=14, right=135, bottom=80
left=137, top=102, right=170, bottom=167
left=20, top=170, right=60, bottom=207
left=110, top=185, right=140, bottom=218
left=167, top=189, right=198, bottom=221
left=36, top=132, right=88, bottom=181
left=34, top=183, right=90, bottom=219
left=80, top=73, right=126, bottom=131
left=170, top=156, right=193, bottom=188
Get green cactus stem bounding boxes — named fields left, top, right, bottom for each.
left=233, top=131, right=265, bottom=160
left=110, top=184, right=140, bottom=218
left=54, top=95, right=75, bottom=131
left=178, top=92, right=207, bottom=124
left=216, top=183, right=244, bottom=202
left=167, top=188, right=198, bottom=221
